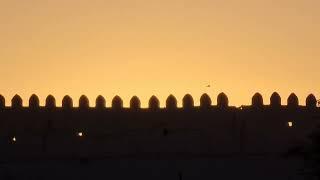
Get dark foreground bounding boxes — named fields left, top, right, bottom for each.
left=0, top=157, right=303, bottom=180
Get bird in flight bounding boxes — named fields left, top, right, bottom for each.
left=206, top=85, right=211, bottom=88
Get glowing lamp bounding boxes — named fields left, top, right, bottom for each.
left=77, top=132, right=84, bottom=137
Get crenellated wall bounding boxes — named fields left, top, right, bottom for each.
left=0, top=93, right=319, bottom=160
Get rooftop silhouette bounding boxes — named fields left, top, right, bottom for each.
left=1, top=93, right=318, bottom=109
left=0, top=92, right=319, bottom=161
left=149, top=95, right=160, bottom=110
left=96, top=95, right=106, bottom=109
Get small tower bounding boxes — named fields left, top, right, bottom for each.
left=270, top=92, right=281, bottom=108
left=252, top=93, right=263, bottom=109
left=79, top=95, right=89, bottom=109
left=12, top=94, right=23, bottom=109
left=200, top=93, right=212, bottom=109
left=166, top=94, right=177, bottom=110
left=112, top=95, right=123, bottom=110
left=45, top=95, right=56, bottom=109
left=96, top=95, right=106, bottom=109
left=0, top=95, right=5, bottom=109
left=130, top=96, right=141, bottom=110
left=306, top=94, right=317, bottom=109
left=182, top=94, right=194, bottom=109
left=149, top=95, right=160, bottom=110
left=29, top=94, right=40, bottom=109
left=287, top=93, right=299, bottom=108
left=62, top=95, right=73, bottom=109
left=217, top=93, right=229, bottom=108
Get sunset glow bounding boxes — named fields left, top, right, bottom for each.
left=1, top=0, right=319, bottom=107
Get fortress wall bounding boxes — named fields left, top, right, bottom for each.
left=241, top=107, right=293, bottom=154
left=241, top=107, right=319, bottom=154
left=43, top=108, right=239, bottom=157
left=0, top=93, right=319, bottom=160
left=0, top=109, right=48, bottom=159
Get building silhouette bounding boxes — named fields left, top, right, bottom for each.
left=0, top=92, right=319, bottom=161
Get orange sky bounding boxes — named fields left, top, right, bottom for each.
left=0, top=0, right=319, bottom=107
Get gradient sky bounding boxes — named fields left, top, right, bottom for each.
left=0, top=0, right=319, bottom=107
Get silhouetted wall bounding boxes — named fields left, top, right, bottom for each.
left=62, top=95, right=73, bottom=109
left=217, top=93, right=228, bottom=108
left=270, top=92, right=281, bottom=107
left=306, top=94, right=317, bottom=108
left=0, top=93, right=319, bottom=160
left=149, top=95, right=160, bottom=110
left=200, top=93, right=212, bottom=108
left=166, top=94, right=177, bottom=110
left=45, top=95, right=56, bottom=109
left=29, top=94, right=40, bottom=109
left=96, top=95, right=106, bottom=109
left=182, top=94, right=194, bottom=109
left=0, top=95, right=4, bottom=109
left=112, top=95, right=123, bottom=109
left=252, top=93, right=263, bottom=108
left=11, top=94, right=23, bottom=109
left=287, top=93, right=299, bottom=108
left=79, top=95, right=89, bottom=109
left=130, top=96, right=141, bottom=110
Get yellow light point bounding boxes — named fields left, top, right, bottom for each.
left=12, top=136, right=16, bottom=142
left=77, top=132, right=83, bottom=137
left=288, top=122, right=293, bottom=127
